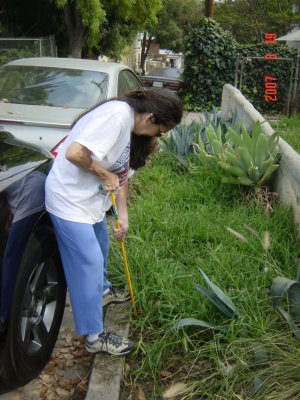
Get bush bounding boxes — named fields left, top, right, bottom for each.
left=181, top=18, right=237, bottom=111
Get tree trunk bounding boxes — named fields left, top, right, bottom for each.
left=140, top=32, right=153, bottom=75
left=63, top=1, right=86, bottom=58
left=205, top=0, right=214, bottom=18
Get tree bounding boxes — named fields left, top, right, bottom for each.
left=214, top=0, right=300, bottom=44
left=52, top=0, right=105, bottom=58
left=139, top=0, right=204, bottom=73
left=95, top=0, right=161, bottom=59
left=0, top=0, right=162, bottom=59
left=53, top=0, right=162, bottom=58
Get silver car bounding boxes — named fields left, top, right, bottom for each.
left=0, top=57, right=143, bottom=153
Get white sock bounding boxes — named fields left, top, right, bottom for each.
left=103, top=288, right=111, bottom=296
left=87, top=332, right=102, bottom=343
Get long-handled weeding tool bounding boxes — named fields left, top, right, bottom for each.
left=110, top=191, right=137, bottom=316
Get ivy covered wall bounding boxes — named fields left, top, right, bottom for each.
left=181, top=18, right=298, bottom=114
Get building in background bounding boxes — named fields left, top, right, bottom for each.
left=119, top=33, right=184, bottom=74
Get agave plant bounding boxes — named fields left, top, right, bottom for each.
left=221, top=122, right=280, bottom=186
left=194, top=123, right=224, bottom=163
left=194, top=107, right=241, bottom=161
left=196, top=121, right=280, bottom=187
left=159, top=121, right=199, bottom=168
left=161, top=107, right=243, bottom=169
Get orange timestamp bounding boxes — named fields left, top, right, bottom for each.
left=264, top=33, right=278, bottom=102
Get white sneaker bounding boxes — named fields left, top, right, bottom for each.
left=85, top=329, right=135, bottom=356
left=103, top=287, right=130, bottom=307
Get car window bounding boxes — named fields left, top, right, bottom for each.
left=0, top=66, right=109, bottom=109
left=117, top=70, right=143, bottom=97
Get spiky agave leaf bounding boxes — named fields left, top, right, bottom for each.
left=197, top=268, right=240, bottom=318
left=271, top=276, right=300, bottom=310
left=162, top=122, right=198, bottom=158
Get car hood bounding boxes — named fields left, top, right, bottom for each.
left=0, top=103, right=83, bottom=128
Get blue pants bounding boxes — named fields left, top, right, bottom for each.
left=49, top=214, right=112, bottom=335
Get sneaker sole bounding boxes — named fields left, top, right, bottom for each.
left=85, top=344, right=134, bottom=356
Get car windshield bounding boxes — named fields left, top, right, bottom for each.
left=0, top=65, right=109, bottom=109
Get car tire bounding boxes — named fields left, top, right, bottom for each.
left=0, top=224, right=66, bottom=393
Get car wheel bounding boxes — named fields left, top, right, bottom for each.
left=0, top=225, right=66, bottom=393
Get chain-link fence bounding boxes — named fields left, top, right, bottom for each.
left=0, top=35, right=57, bottom=65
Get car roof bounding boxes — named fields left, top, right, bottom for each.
left=5, top=57, right=131, bottom=73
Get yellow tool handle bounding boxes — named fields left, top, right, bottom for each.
left=110, top=191, right=137, bottom=316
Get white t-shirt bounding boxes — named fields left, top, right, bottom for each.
left=45, top=100, right=134, bottom=224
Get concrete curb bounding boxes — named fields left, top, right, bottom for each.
left=85, top=301, right=132, bottom=400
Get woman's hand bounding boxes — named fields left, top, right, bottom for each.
left=101, top=171, right=119, bottom=192
left=113, top=218, right=129, bottom=241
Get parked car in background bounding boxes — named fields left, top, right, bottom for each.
left=0, top=131, right=66, bottom=393
left=0, top=57, right=144, bottom=155
left=140, top=67, right=183, bottom=93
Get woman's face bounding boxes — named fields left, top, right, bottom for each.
left=133, top=112, right=173, bottom=137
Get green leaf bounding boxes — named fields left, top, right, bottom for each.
left=237, top=176, right=255, bottom=186
left=271, top=276, right=300, bottom=309
left=197, top=268, right=240, bottom=318
left=196, top=284, right=235, bottom=318
left=250, top=122, right=262, bottom=157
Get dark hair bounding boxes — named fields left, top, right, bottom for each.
left=124, top=88, right=182, bottom=169
left=123, top=88, right=183, bottom=126
left=72, top=87, right=183, bottom=170
left=129, top=134, right=158, bottom=170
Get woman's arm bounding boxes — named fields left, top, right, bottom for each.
left=65, top=142, right=119, bottom=191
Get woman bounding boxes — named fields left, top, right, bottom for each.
left=45, top=87, right=183, bottom=356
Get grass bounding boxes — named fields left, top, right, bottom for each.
left=108, top=152, right=300, bottom=400
left=271, top=113, right=300, bottom=153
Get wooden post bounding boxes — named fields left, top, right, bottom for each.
left=205, top=0, right=214, bottom=18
